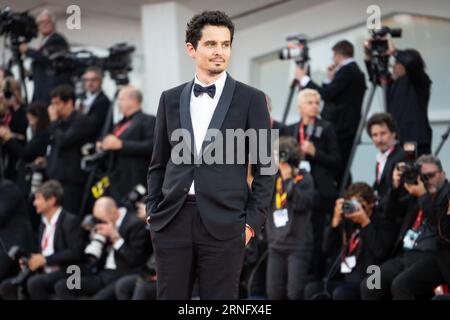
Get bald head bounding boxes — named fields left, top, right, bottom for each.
left=118, top=86, right=142, bottom=117
left=93, top=197, right=119, bottom=223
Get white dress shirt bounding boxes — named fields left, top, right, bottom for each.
left=376, top=144, right=396, bottom=183
left=80, top=91, right=100, bottom=115
left=105, top=208, right=127, bottom=270
left=188, top=72, right=227, bottom=195
left=41, top=207, right=62, bottom=273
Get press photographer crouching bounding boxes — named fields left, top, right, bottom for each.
left=54, top=196, right=151, bottom=299
left=266, top=136, right=315, bottom=300
left=0, top=180, right=84, bottom=300
left=361, top=155, right=448, bottom=300
left=305, top=183, right=390, bottom=300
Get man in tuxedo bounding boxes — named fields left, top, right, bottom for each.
left=19, top=10, right=72, bottom=103
left=54, top=197, right=151, bottom=299
left=282, top=88, right=341, bottom=280
left=146, top=11, right=274, bottom=299
left=78, top=67, right=111, bottom=142
left=44, top=85, right=90, bottom=214
left=97, top=86, right=155, bottom=203
left=366, top=113, right=405, bottom=210
left=295, top=40, right=366, bottom=186
left=0, top=180, right=84, bottom=300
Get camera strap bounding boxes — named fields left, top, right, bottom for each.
left=347, top=229, right=361, bottom=256
left=412, top=210, right=424, bottom=232
left=113, top=119, right=132, bottom=137
left=275, top=175, right=303, bottom=209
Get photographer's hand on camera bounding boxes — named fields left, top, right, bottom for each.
left=392, top=162, right=404, bottom=189
left=404, top=175, right=427, bottom=198
left=27, top=253, right=46, bottom=272
left=279, top=161, right=293, bottom=181
left=344, top=205, right=371, bottom=228
left=332, top=198, right=345, bottom=228
left=95, top=221, right=122, bottom=244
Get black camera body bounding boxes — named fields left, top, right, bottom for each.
left=370, top=26, right=402, bottom=55
left=279, top=34, right=309, bottom=66
left=8, top=245, right=32, bottom=286
left=279, top=148, right=301, bottom=169
left=0, top=7, right=37, bottom=46
left=342, top=200, right=360, bottom=215
left=122, top=184, right=147, bottom=211
left=397, top=141, right=422, bottom=185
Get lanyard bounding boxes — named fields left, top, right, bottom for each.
left=347, top=230, right=361, bottom=256
left=113, top=119, right=132, bottom=137
left=41, top=223, right=56, bottom=251
left=412, top=210, right=424, bottom=231
left=275, top=175, right=303, bottom=209
left=298, top=121, right=314, bottom=147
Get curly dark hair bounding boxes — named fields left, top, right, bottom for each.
left=185, top=11, right=234, bottom=49
left=344, top=182, right=376, bottom=205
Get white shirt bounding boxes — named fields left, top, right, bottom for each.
left=80, top=91, right=100, bottom=115
left=41, top=207, right=62, bottom=273
left=188, top=72, right=227, bottom=195
left=105, top=208, right=127, bottom=270
left=376, top=144, right=396, bottom=183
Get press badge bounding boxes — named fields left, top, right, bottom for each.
left=403, top=229, right=420, bottom=250
left=273, top=209, right=289, bottom=228
left=299, top=161, right=311, bottom=172
left=340, top=256, right=356, bottom=274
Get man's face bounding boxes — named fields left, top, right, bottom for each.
left=33, top=193, right=54, bottom=214
left=421, top=163, right=446, bottom=194
left=50, top=96, right=69, bottom=118
left=186, top=25, right=231, bottom=77
left=299, top=95, right=320, bottom=118
left=117, top=88, right=132, bottom=117
left=392, top=60, right=406, bottom=80
left=83, top=71, right=101, bottom=94
left=370, top=123, right=396, bottom=153
left=37, top=15, right=54, bottom=37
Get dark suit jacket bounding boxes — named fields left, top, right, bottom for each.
left=95, top=211, right=151, bottom=275
left=304, top=62, right=366, bottom=140
left=37, top=209, right=84, bottom=268
left=373, top=142, right=405, bottom=210
left=47, top=111, right=90, bottom=186
left=283, top=118, right=341, bottom=199
left=0, top=180, right=35, bottom=253
left=108, top=111, right=155, bottom=201
left=26, top=32, right=72, bottom=103
left=147, top=74, right=275, bottom=240
left=85, top=91, right=111, bottom=142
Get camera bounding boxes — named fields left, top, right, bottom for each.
left=81, top=215, right=107, bottom=274
left=0, top=7, right=37, bottom=46
left=396, top=142, right=422, bottom=185
left=279, top=34, right=310, bottom=66
left=8, top=245, right=32, bottom=286
left=50, top=42, right=135, bottom=85
left=81, top=143, right=106, bottom=171
left=25, top=162, right=47, bottom=195
left=81, top=214, right=107, bottom=232
left=342, top=200, right=360, bottom=215
left=122, top=184, right=147, bottom=211
left=369, top=26, right=402, bottom=56
left=279, top=148, right=301, bottom=169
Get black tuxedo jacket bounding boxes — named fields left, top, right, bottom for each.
left=373, top=142, right=406, bottom=209
left=85, top=91, right=111, bottom=142
left=26, top=32, right=72, bottom=103
left=283, top=118, right=341, bottom=199
left=304, top=62, right=366, bottom=140
left=147, top=74, right=275, bottom=240
left=37, top=209, right=84, bottom=268
left=108, top=111, right=155, bottom=200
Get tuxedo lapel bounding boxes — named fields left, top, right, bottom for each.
left=201, top=74, right=236, bottom=154
left=179, top=80, right=196, bottom=155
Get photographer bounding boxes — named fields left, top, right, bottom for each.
left=295, top=40, right=366, bottom=180
left=54, top=197, right=151, bottom=299
left=19, top=10, right=72, bottom=103
left=77, top=67, right=111, bottom=142
left=0, top=102, right=50, bottom=195
left=283, top=88, right=341, bottom=280
left=266, top=136, right=315, bottom=300
left=43, top=85, right=90, bottom=214
left=0, top=180, right=84, bottom=300
left=0, top=77, right=28, bottom=182
left=361, top=155, right=448, bottom=300
left=97, top=86, right=155, bottom=203
left=305, top=183, right=392, bottom=300
left=366, top=113, right=405, bottom=210
left=364, top=37, right=432, bottom=156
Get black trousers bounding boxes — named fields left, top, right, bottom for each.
left=0, top=270, right=65, bottom=300
left=150, top=201, right=246, bottom=300
left=304, top=280, right=360, bottom=300
left=54, top=269, right=121, bottom=300
left=360, top=251, right=434, bottom=300
left=115, top=274, right=157, bottom=300
left=266, top=247, right=311, bottom=300
left=62, top=184, right=84, bottom=215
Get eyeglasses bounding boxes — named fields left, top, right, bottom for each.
left=422, top=171, right=440, bottom=180
left=82, top=78, right=99, bottom=82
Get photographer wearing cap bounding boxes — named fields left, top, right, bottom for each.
left=54, top=197, right=151, bottom=299
left=266, top=136, right=315, bottom=300
left=0, top=180, right=84, bottom=300
left=283, top=88, right=341, bottom=280
left=305, top=182, right=390, bottom=300
left=295, top=40, right=366, bottom=184
left=361, top=155, right=448, bottom=299
left=364, top=36, right=432, bottom=156
left=18, top=10, right=72, bottom=104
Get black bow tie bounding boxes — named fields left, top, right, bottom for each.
left=193, top=83, right=216, bottom=98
